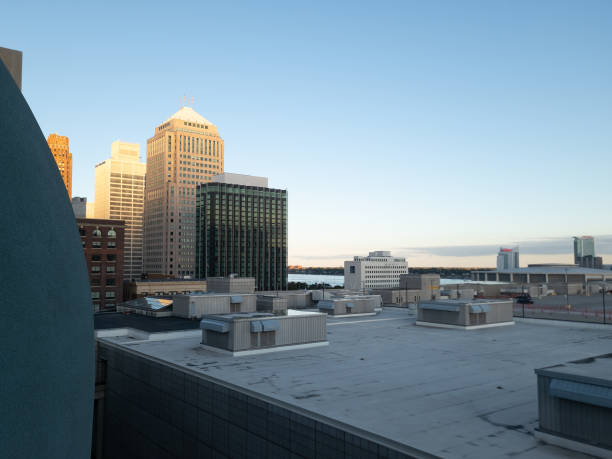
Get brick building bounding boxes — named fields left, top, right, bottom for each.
left=77, top=218, right=125, bottom=312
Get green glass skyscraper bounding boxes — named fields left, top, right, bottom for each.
left=196, top=173, right=287, bottom=291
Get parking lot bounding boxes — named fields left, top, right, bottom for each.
left=513, top=293, right=611, bottom=323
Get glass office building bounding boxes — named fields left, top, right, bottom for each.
left=195, top=179, right=287, bottom=291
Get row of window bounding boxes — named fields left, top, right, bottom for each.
left=91, top=291, right=116, bottom=299
left=91, top=254, right=116, bottom=261
left=91, top=278, right=116, bottom=285
left=79, top=228, right=117, bottom=238
left=91, top=265, right=116, bottom=273
left=83, top=241, right=116, bottom=248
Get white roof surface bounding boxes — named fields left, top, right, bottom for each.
left=99, top=308, right=611, bottom=458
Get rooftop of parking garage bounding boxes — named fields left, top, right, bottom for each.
left=97, top=307, right=612, bottom=458
left=474, top=266, right=612, bottom=276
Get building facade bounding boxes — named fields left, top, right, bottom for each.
left=573, top=236, right=599, bottom=268
left=195, top=174, right=287, bottom=291
left=77, top=218, right=125, bottom=312
left=344, top=251, right=409, bottom=291
left=0, top=46, right=22, bottom=90
left=124, top=278, right=207, bottom=300
left=143, top=106, right=224, bottom=278
left=47, top=133, right=72, bottom=197
left=94, top=140, right=146, bottom=281
left=72, top=196, right=87, bottom=218
left=496, top=247, right=519, bottom=271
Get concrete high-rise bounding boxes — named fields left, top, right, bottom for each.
left=0, top=46, right=22, bottom=90
left=496, top=247, right=519, bottom=271
left=94, top=141, right=146, bottom=281
left=344, top=251, right=409, bottom=291
left=47, top=133, right=72, bottom=197
left=72, top=197, right=87, bottom=218
left=195, top=173, right=287, bottom=291
left=143, top=107, right=225, bottom=277
left=574, top=236, right=596, bottom=268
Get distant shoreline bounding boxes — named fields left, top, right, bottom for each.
left=288, top=267, right=494, bottom=277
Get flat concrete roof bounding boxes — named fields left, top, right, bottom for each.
left=475, top=267, right=612, bottom=276
left=98, top=308, right=611, bottom=458
left=536, top=353, right=612, bottom=388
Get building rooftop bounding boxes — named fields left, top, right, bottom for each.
left=536, top=352, right=612, bottom=387
left=94, top=313, right=200, bottom=333
left=212, top=172, right=269, bottom=188
left=476, top=265, right=612, bottom=275
left=96, top=308, right=612, bottom=457
left=131, top=278, right=206, bottom=283
left=165, top=106, right=213, bottom=125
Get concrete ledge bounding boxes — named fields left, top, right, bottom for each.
left=534, top=429, right=612, bottom=459
left=199, top=340, right=329, bottom=356
left=415, top=321, right=515, bottom=330
left=96, top=328, right=201, bottom=342
left=328, top=312, right=377, bottom=318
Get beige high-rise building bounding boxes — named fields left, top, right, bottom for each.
left=47, top=133, right=72, bottom=197
left=143, top=106, right=224, bottom=277
left=94, top=140, right=146, bottom=281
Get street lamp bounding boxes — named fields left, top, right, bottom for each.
left=564, top=268, right=570, bottom=310
left=603, top=281, right=607, bottom=325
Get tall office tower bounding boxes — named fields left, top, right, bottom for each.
left=496, top=247, right=520, bottom=272
left=94, top=140, right=146, bottom=281
left=195, top=173, right=287, bottom=291
left=47, top=133, right=72, bottom=197
left=574, top=236, right=596, bottom=268
left=143, top=107, right=225, bottom=277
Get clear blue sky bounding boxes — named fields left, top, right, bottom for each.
left=4, top=1, right=612, bottom=266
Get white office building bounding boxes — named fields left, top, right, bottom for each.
left=344, top=251, right=409, bottom=291
left=496, top=247, right=519, bottom=272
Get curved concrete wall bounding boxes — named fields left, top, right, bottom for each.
left=0, top=61, right=94, bottom=458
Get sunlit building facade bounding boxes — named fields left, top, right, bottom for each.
left=47, top=133, right=72, bottom=197
left=94, top=141, right=146, bottom=281
left=143, top=107, right=224, bottom=277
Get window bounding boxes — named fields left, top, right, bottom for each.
left=92, top=241, right=101, bottom=248
left=107, top=241, right=116, bottom=248
left=106, top=265, right=115, bottom=273
left=92, top=229, right=102, bottom=237
left=91, top=291, right=100, bottom=299
left=91, top=265, right=101, bottom=273
left=108, top=229, right=116, bottom=238
left=91, top=278, right=100, bottom=285
left=91, top=255, right=101, bottom=261
left=79, top=228, right=86, bottom=236
left=105, top=278, right=115, bottom=286
left=105, top=291, right=116, bottom=298
left=107, top=254, right=116, bottom=261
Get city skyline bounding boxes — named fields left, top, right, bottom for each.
left=5, top=1, right=612, bottom=268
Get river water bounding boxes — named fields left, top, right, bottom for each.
left=288, top=274, right=474, bottom=287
